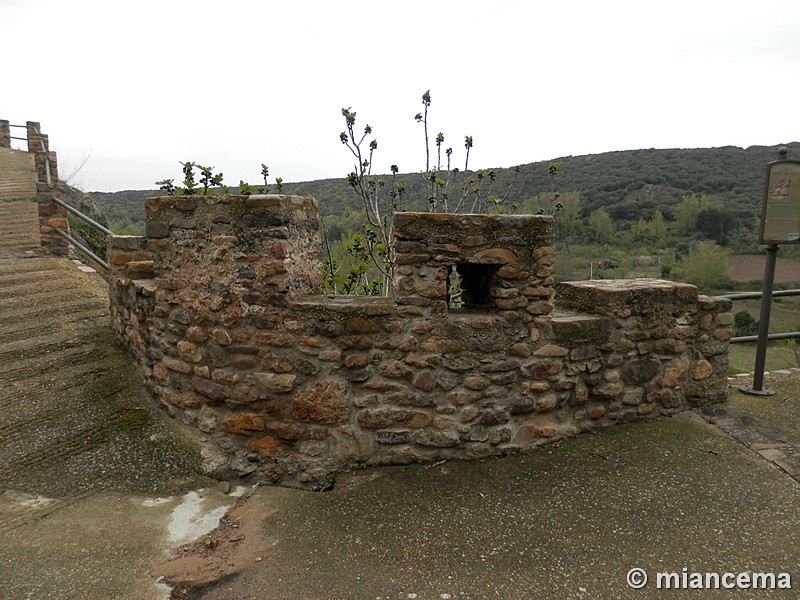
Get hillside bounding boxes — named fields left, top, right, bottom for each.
left=87, top=142, right=800, bottom=232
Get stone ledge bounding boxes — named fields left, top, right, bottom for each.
left=555, top=278, right=698, bottom=316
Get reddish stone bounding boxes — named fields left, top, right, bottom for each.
left=186, top=326, right=208, bottom=343
left=271, top=241, right=289, bottom=259
left=299, top=335, right=327, bottom=348
left=664, top=356, right=689, bottom=388
left=338, top=335, right=374, bottom=350
left=413, top=371, right=437, bottom=392
left=590, top=406, right=606, bottom=420
left=247, top=437, right=285, bottom=457
left=475, top=248, right=516, bottom=264
left=395, top=253, right=431, bottom=265
left=521, top=361, right=561, bottom=380
left=378, top=360, right=413, bottom=380
left=192, top=378, right=228, bottom=402
left=223, top=412, right=266, bottom=435
left=691, top=359, right=714, bottom=380
left=255, top=332, right=295, bottom=347
left=260, top=352, right=294, bottom=373
left=265, top=421, right=304, bottom=440
left=515, top=421, right=559, bottom=442
left=534, top=394, right=557, bottom=412
left=417, top=281, right=447, bottom=298
left=398, top=336, right=419, bottom=352
left=109, top=252, right=131, bottom=266
left=292, top=381, right=349, bottom=424
left=162, top=389, right=202, bottom=409
left=497, top=265, right=528, bottom=279
left=346, top=318, right=381, bottom=334
left=344, top=353, right=369, bottom=369
left=510, top=343, right=531, bottom=357
left=231, top=356, right=258, bottom=370
left=45, top=217, right=67, bottom=228
left=591, top=382, right=624, bottom=399
left=249, top=372, right=296, bottom=393
left=357, top=407, right=431, bottom=429
left=152, top=364, right=168, bottom=383
left=211, top=369, right=240, bottom=386
left=210, top=328, right=232, bottom=346
left=447, top=392, right=480, bottom=406
left=411, top=321, right=434, bottom=334
left=162, top=356, right=192, bottom=374
left=463, top=376, right=490, bottom=390
left=177, top=340, right=203, bottom=363
left=495, top=297, right=528, bottom=310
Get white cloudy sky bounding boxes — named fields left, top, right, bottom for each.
left=2, top=0, right=799, bottom=192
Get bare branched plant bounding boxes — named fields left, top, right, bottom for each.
left=326, top=90, right=526, bottom=296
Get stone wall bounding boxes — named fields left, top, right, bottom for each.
left=108, top=195, right=731, bottom=490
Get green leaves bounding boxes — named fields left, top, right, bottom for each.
left=197, top=164, right=223, bottom=195
left=157, top=160, right=280, bottom=198
left=239, top=180, right=253, bottom=196
left=156, top=179, right=176, bottom=196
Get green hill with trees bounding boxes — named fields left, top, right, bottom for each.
left=88, top=142, right=799, bottom=233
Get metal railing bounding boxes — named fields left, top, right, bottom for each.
left=51, top=197, right=111, bottom=270
left=8, top=123, right=28, bottom=144
left=716, top=285, right=800, bottom=395
left=715, top=289, right=800, bottom=344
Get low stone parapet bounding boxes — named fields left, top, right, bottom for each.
left=107, top=195, right=731, bottom=490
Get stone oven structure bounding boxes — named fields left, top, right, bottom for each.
left=108, top=195, right=731, bottom=489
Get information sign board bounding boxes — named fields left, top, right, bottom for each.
left=760, top=160, right=800, bottom=244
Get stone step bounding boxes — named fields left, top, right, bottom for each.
left=0, top=306, right=107, bottom=344
left=0, top=149, right=37, bottom=200
left=0, top=199, right=41, bottom=253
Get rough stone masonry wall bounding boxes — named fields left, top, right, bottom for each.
left=107, top=195, right=731, bottom=490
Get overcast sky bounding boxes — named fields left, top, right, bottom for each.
left=2, top=0, right=799, bottom=192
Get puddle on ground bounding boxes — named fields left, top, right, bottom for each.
left=166, top=490, right=230, bottom=546
left=0, top=490, right=57, bottom=510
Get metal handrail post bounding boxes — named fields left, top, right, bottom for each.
left=740, top=244, right=778, bottom=395
left=53, top=227, right=109, bottom=270
left=52, top=197, right=113, bottom=236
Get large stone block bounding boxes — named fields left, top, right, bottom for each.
left=292, top=381, right=349, bottom=425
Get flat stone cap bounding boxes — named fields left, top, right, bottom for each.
left=555, top=278, right=698, bottom=316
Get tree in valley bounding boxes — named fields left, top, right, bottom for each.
left=673, top=240, right=732, bottom=292
left=589, top=207, right=615, bottom=244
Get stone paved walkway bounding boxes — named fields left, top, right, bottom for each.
left=707, top=370, right=800, bottom=483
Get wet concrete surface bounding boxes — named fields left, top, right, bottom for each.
left=195, top=410, right=800, bottom=600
